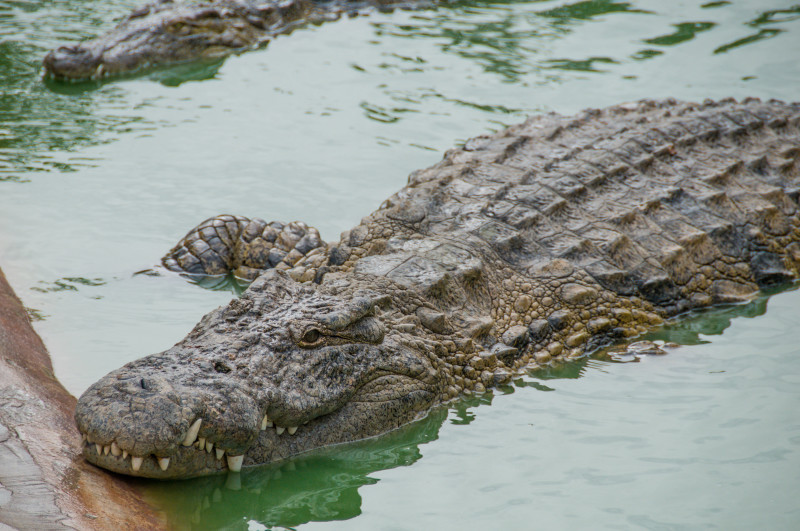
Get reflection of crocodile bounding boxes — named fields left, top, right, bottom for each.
left=146, top=406, right=447, bottom=528
left=77, top=98, right=800, bottom=479
left=42, top=0, right=434, bottom=81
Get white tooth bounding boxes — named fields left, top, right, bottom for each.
left=182, top=418, right=202, bottom=446
left=110, top=442, right=121, bottom=457
left=276, top=426, right=285, bottom=435
left=103, top=445, right=110, bottom=455
left=226, top=455, right=243, bottom=472
left=261, top=415, right=268, bottom=431
left=131, top=456, right=143, bottom=471
left=122, top=450, right=129, bottom=459
left=206, top=441, right=213, bottom=453
left=216, top=448, right=224, bottom=460
left=95, top=444, right=102, bottom=455
left=158, top=457, right=170, bottom=471
left=287, top=426, right=297, bottom=435
left=197, top=437, right=206, bottom=450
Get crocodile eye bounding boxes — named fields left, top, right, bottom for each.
left=300, top=329, right=321, bottom=345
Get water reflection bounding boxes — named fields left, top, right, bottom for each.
left=531, top=282, right=798, bottom=379
left=371, top=0, right=652, bottom=83
left=41, top=58, right=226, bottom=94
left=0, top=38, right=146, bottom=176
left=143, top=408, right=448, bottom=530
left=0, top=0, right=140, bottom=176
left=714, top=28, right=783, bottom=55
left=535, top=0, right=651, bottom=24
left=643, top=21, right=716, bottom=46
left=542, top=56, right=617, bottom=72
left=638, top=284, right=797, bottom=345
left=713, top=4, right=799, bottom=54
left=0, top=0, right=220, bottom=179
left=749, top=5, right=800, bottom=27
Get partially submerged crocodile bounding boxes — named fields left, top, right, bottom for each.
left=43, top=0, right=433, bottom=81
left=77, top=98, right=800, bottom=479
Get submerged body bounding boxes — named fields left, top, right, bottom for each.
left=77, top=98, right=800, bottom=478
left=42, top=0, right=431, bottom=81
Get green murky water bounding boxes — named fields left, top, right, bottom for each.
left=1, top=0, right=799, bottom=528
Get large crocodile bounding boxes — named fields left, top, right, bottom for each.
left=42, top=0, right=434, bottom=81
left=77, top=98, right=800, bottom=479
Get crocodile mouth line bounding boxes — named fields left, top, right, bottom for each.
left=80, top=410, right=305, bottom=476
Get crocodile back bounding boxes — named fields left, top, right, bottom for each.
left=386, top=98, right=800, bottom=316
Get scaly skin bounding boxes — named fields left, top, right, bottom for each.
left=78, top=98, right=800, bottom=478
left=42, top=0, right=432, bottom=81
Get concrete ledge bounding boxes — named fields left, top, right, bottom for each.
left=0, top=267, right=165, bottom=530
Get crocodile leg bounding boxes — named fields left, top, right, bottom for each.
left=161, top=214, right=325, bottom=281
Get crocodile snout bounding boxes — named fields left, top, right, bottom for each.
left=43, top=45, right=104, bottom=81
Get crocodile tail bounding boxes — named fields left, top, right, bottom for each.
left=161, top=214, right=325, bottom=281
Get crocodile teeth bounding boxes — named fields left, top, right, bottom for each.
left=287, top=426, right=297, bottom=435
left=260, top=415, right=269, bottom=431
left=206, top=441, right=213, bottom=453
left=122, top=450, right=128, bottom=459
left=110, top=442, right=121, bottom=457
left=95, top=444, right=102, bottom=455
left=215, top=448, right=224, bottom=460
left=158, top=457, right=170, bottom=471
left=275, top=426, right=285, bottom=435
left=182, top=418, right=202, bottom=446
left=197, top=437, right=206, bottom=450
left=103, top=445, right=110, bottom=455
left=226, top=455, right=243, bottom=473
left=131, top=456, right=143, bottom=472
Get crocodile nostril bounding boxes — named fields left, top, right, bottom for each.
left=214, top=361, right=232, bottom=373
left=140, top=378, right=149, bottom=390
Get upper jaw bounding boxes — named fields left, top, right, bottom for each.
left=42, top=45, right=105, bottom=81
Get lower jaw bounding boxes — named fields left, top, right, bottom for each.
left=82, top=443, right=230, bottom=479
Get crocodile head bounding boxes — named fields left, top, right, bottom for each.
left=75, top=271, right=443, bottom=478
left=42, top=0, right=290, bottom=81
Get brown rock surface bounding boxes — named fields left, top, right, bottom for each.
left=0, top=267, right=165, bottom=530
